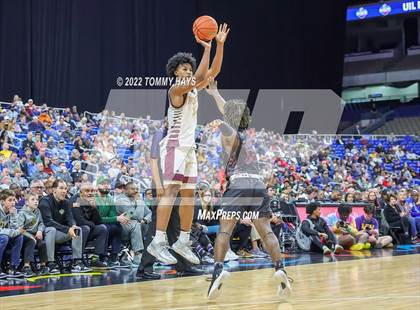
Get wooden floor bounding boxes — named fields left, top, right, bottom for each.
left=1, top=254, right=419, bottom=310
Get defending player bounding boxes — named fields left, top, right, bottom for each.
left=205, top=78, right=292, bottom=299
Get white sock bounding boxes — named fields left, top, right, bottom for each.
left=179, top=230, right=190, bottom=243
left=155, top=230, right=167, bottom=243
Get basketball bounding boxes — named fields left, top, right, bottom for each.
left=193, top=15, right=218, bottom=41
left=338, top=235, right=355, bottom=249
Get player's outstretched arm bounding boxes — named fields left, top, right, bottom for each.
left=207, top=23, right=230, bottom=79
left=170, top=39, right=211, bottom=99
left=208, top=119, right=235, bottom=140
left=205, top=77, right=226, bottom=114
left=194, top=37, right=212, bottom=82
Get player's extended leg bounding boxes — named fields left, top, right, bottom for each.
left=171, top=188, right=200, bottom=264
left=147, top=183, right=181, bottom=265
left=156, top=184, right=181, bottom=231
left=253, top=217, right=292, bottom=298
left=253, top=218, right=281, bottom=262
left=178, top=189, right=195, bottom=231
left=207, top=218, right=237, bottom=299
left=171, top=147, right=200, bottom=264
left=148, top=143, right=190, bottom=265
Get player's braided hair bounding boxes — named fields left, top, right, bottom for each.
left=166, top=52, right=197, bottom=77
left=223, top=99, right=251, bottom=130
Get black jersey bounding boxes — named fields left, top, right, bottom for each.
left=223, top=130, right=260, bottom=179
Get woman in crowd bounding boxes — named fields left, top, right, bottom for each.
left=384, top=194, right=418, bottom=243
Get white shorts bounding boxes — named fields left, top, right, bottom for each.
left=160, top=143, right=197, bottom=190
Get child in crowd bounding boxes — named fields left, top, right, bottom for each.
left=0, top=190, right=24, bottom=278
left=355, top=205, right=393, bottom=249
left=18, top=192, right=55, bottom=277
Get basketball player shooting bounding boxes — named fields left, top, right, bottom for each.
left=205, top=78, right=292, bottom=299
left=147, top=24, right=230, bottom=265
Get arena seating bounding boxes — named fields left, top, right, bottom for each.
left=0, top=98, right=419, bottom=275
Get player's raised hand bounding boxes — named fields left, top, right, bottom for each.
left=215, top=23, right=230, bottom=44
left=195, top=36, right=212, bottom=49
left=205, top=76, right=218, bottom=95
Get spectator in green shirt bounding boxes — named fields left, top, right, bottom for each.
left=96, top=176, right=129, bottom=268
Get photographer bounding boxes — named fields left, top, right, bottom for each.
left=39, top=179, right=91, bottom=273
left=326, top=204, right=365, bottom=251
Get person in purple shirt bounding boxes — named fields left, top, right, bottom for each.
left=355, top=205, right=392, bottom=249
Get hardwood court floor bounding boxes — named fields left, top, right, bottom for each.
left=1, top=254, right=419, bottom=310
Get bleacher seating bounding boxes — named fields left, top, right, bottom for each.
left=372, top=116, right=420, bottom=135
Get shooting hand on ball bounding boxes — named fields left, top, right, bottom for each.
left=195, top=36, right=212, bottom=49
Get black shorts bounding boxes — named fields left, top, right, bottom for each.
left=221, top=178, right=272, bottom=219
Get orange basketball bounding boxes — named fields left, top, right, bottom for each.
left=193, top=15, right=218, bottom=41
left=338, top=235, right=355, bottom=249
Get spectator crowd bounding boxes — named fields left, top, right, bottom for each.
left=0, top=95, right=419, bottom=279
